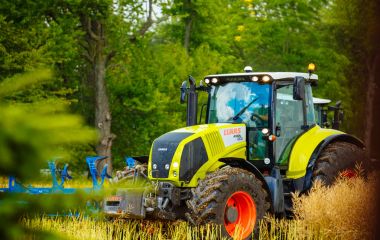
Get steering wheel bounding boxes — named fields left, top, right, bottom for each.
left=251, top=113, right=265, bottom=126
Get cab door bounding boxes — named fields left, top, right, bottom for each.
left=274, top=82, right=316, bottom=165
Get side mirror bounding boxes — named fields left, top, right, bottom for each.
left=180, top=81, right=187, bottom=104
left=180, top=76, right=196, bottom=104
left=293, top=76, right=305, bottom=100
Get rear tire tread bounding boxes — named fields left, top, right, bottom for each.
left=313, top=141, right=368, bottom=185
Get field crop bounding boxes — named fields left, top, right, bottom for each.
left=14, top=173, right=377, bottom=240
left=260, top=172, right=377, bottom=240
left=22, top=217, right=227, bottom=240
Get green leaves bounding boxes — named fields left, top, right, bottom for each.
left=0, top=69, right=97, bottom=239
left=0, top=70, right=97, bottom=180
left=0, top=0, right=368, bottom=169
left=0, top=69, right=52, bottom=97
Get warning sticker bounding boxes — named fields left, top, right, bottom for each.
left=219, top=126, right=246, bottom=147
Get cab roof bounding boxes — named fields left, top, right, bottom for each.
left=204, top=72, right=318, bottom=82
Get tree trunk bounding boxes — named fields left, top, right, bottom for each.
left=94, top=50, right=114, bottom=175
left=81, top=16, right=115, bottom=175
left=184, top=0, right=193, bottom=52
left=364, top=54, right=379, bottom=156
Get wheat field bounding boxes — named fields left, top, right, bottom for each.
left=16, top=173, right=378, bottom=240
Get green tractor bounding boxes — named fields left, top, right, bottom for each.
left=104, top=65, right=367, bottom=238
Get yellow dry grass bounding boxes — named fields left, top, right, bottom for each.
left=17, top=172, right=377, bottom=239
left=259, top=173, right=377, bottom=240
left=293, top=175, right=376, bottom=239
left=22, top=216, right=227, bottom=240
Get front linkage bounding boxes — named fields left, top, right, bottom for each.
left=103, top=157, right=191, bottom=220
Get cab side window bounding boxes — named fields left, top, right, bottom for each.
left=305, top=84, right=316, bottom=126
left=275, top=84, right=304, bottom=164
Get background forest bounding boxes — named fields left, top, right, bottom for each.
left=0, top=0, right=379, bottom=173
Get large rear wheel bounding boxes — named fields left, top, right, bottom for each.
left=186, top=167, right=270, bottom=239
left=313, top=141, right=368, bottom=185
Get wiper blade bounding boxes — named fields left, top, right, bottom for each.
left=232, top=97, right=259, bottom=121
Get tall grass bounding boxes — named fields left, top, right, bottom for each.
left=259, top=173, right=377, bottom=240
left=21, top=216, right=227, bottom=240
left=19, top=173, right=377, bottom=239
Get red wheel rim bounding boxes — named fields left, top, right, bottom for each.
left=224, top=191, right=256, bottom=239
left=340, top=169, right=357, bottom=179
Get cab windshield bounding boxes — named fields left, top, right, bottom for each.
left=208, top=82, right=271, bottom=127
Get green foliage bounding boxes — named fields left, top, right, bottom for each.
left=319, top=0, right=379, bottom=135
left=109, top=42, right=190, bottom=163
left=0, top=70, right=96, bottom=239
left=108, top=38, right=241, bottom=166
left=0, top=70, right=97, bottom=176
left=0, top=0, right=370, bottom=167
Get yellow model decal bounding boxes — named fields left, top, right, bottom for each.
left=287, top=125, right=342, bottom=179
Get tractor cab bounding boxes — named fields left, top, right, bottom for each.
left=313, top=97, right=344, bottom=130
left=181, top=67, right=318, bottom=171
left=313, top=97, right=331, bottom=126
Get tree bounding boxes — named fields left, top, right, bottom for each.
left=75, top=0, right=116, bottom=173
left=165, top=0, right=234, bottom=54
left=2, top=0, right=162, bottom=173
left=323, top=0, right=380, bottom=156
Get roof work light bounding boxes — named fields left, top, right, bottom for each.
left=308, top=63, right=316, bottom=73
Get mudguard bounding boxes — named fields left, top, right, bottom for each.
left=300, top=133, right=365, bottom=191
left=307, top=134, right=365, bottom=168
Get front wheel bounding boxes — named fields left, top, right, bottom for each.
left=186, top=167, right=270, bottom=239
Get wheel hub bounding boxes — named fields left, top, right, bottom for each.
left=224, top=191, right=257, bottom=239
left=226, top=206, right=238, bottom=223
left=340, top=169, right=357, bottom=178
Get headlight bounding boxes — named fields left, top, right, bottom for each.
left=262, top=75, right=271, bottom=82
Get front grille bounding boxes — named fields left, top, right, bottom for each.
left=106, top=201, right=120, bottom=206
left=151, top=132, right=193, bottom=178
left=205, top=131, right=224, bottom=156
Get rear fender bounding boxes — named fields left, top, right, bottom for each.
left=308, top=134, right=365, bottom=168
left=302, top=134, right=365, bottom=190
left=287, top=125, right=343, bottom=179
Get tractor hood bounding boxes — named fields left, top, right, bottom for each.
left=148, top=123, right=247, bottom=186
